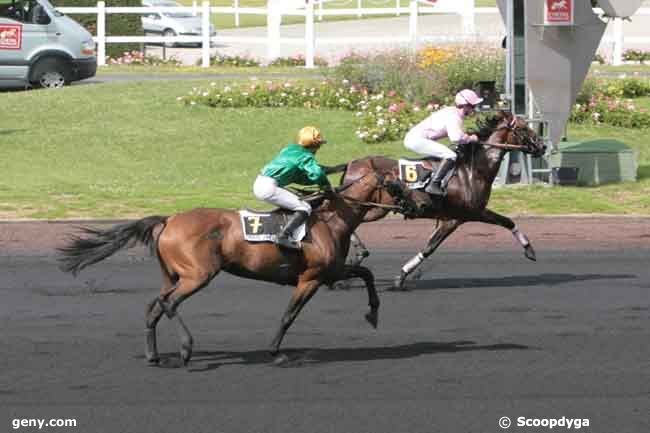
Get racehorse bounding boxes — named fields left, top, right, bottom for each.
left=329, top=111, right=547, bottom=290
left=57, top=169, right=410, bottom=366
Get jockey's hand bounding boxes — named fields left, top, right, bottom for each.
left=322, top=185, right=335, bottom=196
left=468, top=134, right=479, bottom=142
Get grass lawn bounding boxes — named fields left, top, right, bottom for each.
left=172, top=0, right=498, bottom=30
left=0, top=79, right=649, bottom=219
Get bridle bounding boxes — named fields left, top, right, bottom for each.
left=482, top=116, right=544, bottom=156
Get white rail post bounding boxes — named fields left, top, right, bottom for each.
left=234, top=0, right=240, bottom=27
left=201, top=1, right=210, bottom=68
left=267, top=0, right=281, bottom=63
left=462, top=0, right=475, bottom=36
left=357, top=0, right=362, bottom=18
left=409, top=0, right=418, bottom=51
left=97, top=1, right=106, bottom=66
left=612, top=18, right=624, bottom=66
left=192, top=0, right=197, bottom=16
left=306, top=0, right=315, bottom=69
left=318, top=0, right=323, bottom=21
left=396, top=0, right=400, bottom=17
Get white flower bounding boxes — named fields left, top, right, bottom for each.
left=372, top=134, right=379, bottom=139
left=176, top=96, right=183, bottom=101
left=283, top=82, right=292, bottom=88
left=210, top=82, right=217, bottom=87
left=376, top=106, right=383, bottom=112
left=242, top=92, right=249, bottom=96
left=190, top=101, right=196, bottom=106
left=202, top=92, right=209, bottom=97
left=224, top=86, right=231, bottom=92
left=356, top=112, right=363, bottom=117
left=339, top=98, right=347, bottom=103
left=413, top=106, right=421, bottom=112
left=377, top=119, right=385, bottom=126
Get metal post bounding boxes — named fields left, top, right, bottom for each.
left=409, top=0, right=418, bottom=51
left=306, top=0, right=315, bottom=68
left=357, top=0, right=362, bottom=18
left=192, top=0, right=197, bottom=16
left=234, top=0, right=240, bottom=27
left=97, top=1, right=106, bottom=66
left=396, top=0, right=400, bottom=17
left=613, top=18, right=624, bottom=66
left=318, top=0, right=323, bottom=21
left=201, top=1, right=210, bottom=68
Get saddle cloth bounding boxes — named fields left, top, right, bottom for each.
left=398, top=158, right=434, bottom=190
left=239, top=210, right=307, bottom=244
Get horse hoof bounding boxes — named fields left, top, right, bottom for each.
left=272, top=353, right=290, bottom=366
left=180, top=347, right=192, bottom=367
left=146, top=357, right=160, bottom=366
left=365, top=309, right=379, bottom=329
left=525, top=245, right=537, bottom=261
left=330, top=281, right=350, bottom=291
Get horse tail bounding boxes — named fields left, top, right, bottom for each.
left=57, top=215, right=168, bottom=276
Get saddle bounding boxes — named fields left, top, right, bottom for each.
left=239, top=209, right=308, bottom=245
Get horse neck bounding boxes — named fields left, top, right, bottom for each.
left=322, top=180, right=378, bottom=238
left=478, top=129, right=509, bottom=182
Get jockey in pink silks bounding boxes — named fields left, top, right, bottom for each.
left=403, top=89, right=484, bottom=196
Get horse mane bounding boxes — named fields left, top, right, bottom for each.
left=471, top=111, right=508, bottom=142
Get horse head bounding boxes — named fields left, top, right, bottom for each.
left=475, top=111, right=546, bottom=158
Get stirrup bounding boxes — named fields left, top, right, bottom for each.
left=425, top=180, right=446, bottom=196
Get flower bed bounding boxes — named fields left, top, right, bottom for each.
left=179, top=79, right=434, bottom=143
left=107, top=50, right=182, bottom=66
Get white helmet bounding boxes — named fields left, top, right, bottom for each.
left=455, top=89, right=484, bottom=107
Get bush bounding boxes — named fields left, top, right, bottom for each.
left=572, top=95, right=650, bottom=129
left=268, top=54, right=328, bottom=67
left=53, top=0, right=143, bottom=59
left=202, top=54, right=261, bottom=68
left=327, top=45, right=504, bottom=107
left=578, top=77, right=650, bottom=103
left=108, top=50, right=182, bottom=66
left=623, top=49, right=650, bottom=63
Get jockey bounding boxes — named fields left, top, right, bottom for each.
left=253, top=126, right=332, bottom=248
left=404, top=89, right=483, bottom=196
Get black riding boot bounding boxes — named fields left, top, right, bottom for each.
left=425, top=158, right=456, bottom=196
left=276, top=211, right=309, bottom=249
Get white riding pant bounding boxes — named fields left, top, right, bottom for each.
left=404, top=131, right=457, bottom=161
left=253, top=175, right=312, bottom=214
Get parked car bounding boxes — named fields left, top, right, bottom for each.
left=141, top=0, right=216, bottom=48
left=0, top=0, right=96, bottom=88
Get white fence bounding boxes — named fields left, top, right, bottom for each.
left=57, top=0, right=650, bottom=68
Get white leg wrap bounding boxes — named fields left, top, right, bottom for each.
left=512, top=226, right=530, bottom=247
left=402, top=253, right=425, bottom=274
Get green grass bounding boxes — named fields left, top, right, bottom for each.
left=172, top=0, right=498, bottom=30
left=0, top=79, right=649, bottom=219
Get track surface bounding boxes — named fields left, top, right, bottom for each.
left=1, top=220, right=649, bottom=433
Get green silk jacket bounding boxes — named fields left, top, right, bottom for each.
left=261, top=144, right=330, bottom=188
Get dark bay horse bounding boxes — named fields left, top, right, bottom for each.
left=58, top=170, right=408, bottom=366
left=332, top=111, right=547, bottom=290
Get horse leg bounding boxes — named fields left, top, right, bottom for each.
left=392, top=219, right=461, bottom=291
left=344, top=265, right=379, bottom=328
left=269, top=279, right=321, bottom=361
left=478, top=208, right=536, bottom=261
left=328, top=232, right=369, bottom=290
left=144, top=262, right=178, bottom=364
left=162, top=274, right=216, bottom=366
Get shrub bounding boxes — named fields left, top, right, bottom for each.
left=623, top=49, right=650, bottom=63
left=202, top=54, right=261, bottom=68
left=327, top=45, right=504, bottom=106
left=268, top=54, right=328, bottom=67
left=53, top=0, right=143, bottom=58
left=108, top=50, right=182, bottom=66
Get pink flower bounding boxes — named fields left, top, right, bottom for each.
left=388, top=103, right=399, bottom=113
left=388, top=90, right=397, bottom=97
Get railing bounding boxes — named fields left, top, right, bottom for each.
left=57, top=1, right=650, bottom=68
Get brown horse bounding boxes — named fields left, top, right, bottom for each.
left=57, top=169, right=410, bottom=366
left=332, top=111, right=547, bottom=290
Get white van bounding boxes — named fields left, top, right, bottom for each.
left=141, top=0, right=215, bottom=48
left=0, top=0, right=96, bottom=88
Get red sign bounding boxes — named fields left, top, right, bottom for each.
left=0, top=24, right=22, bottom=50
left=546, top=0, right=573, bottom=25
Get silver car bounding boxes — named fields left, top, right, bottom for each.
left=141, top=0, right=215, bottom=48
